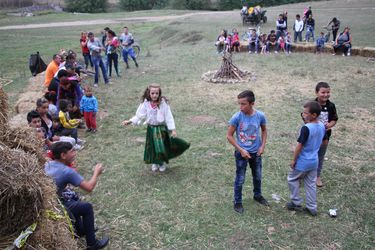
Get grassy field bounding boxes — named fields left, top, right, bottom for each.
left=1, top=0, right=374, bottom=249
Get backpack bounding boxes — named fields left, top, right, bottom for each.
left=29, top=51, right=47, bottom=76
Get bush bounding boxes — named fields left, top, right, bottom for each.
left=119, top=0, right=169, bottom=11
left=217, top=0, right=240, bottom=10
left=65, top=0, right=108, bottom=13
left=168, top=0, right=212, bottom=10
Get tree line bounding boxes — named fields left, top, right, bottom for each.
left=65, top=0, right=323, bottom=13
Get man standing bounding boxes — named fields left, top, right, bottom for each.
left=305, top=15, right=315, bottom=42
left=294, top=14, right=304, bottom=42
left=87, top=32, right=110, bottom=87
left=120, top=26, right=139, bottom=69
left=44, top=142, right=109, bottom=249
left=44, top=54, right=61, bottom=87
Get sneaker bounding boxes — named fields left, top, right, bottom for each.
left=77, top=138, right=86, bottom=145
left=286, top=201, right=303, bottom=212
left=87, top=236, right=109, bottom=250
left=126, top=64, right=130, bottom=69
left=316, top=177, right=323, bottom=187
left=303, top=207, right=317, bottom=216
left=248, top=51, right=252, bottom=54
left=342, top=53, right=345, bottom=56
left=93, top=83, right=98, bottom=88
left=135, top=62, right=139, bottom=68
left=91, top=129, right=97, bottom=133
left=234, top=203, right=244, bottom=214
left=105, top=81, right=113, bottom=85
left=274, top=51, right=278, bottom=54
left=159, top=163, right=167, bottom=172
left=347, top=52, right=351, bottom=56
left=332, top=53, right=336, bottom=56
left=254, top=195, right=269, bottom=206
left=151, top=164, right=158, bottom=172
left=86, top=128, right=92, bottom=132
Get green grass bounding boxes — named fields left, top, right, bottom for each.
left=1, top=0, right=375, bottom=248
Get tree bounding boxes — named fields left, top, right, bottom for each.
left=65, top=0, right=107, bottom=13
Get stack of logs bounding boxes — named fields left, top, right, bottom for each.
left=214, top=52, right=246, bottom=80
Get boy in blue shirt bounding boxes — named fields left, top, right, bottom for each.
left=227, top=90, right=269, bottom=214
left=287, top=101, right=325, bottom=216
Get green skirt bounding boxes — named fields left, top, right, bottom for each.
left=144, top=125, right=190, bottom=164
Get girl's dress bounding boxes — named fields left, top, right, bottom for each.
left=130, top=99, right=189, bottom=164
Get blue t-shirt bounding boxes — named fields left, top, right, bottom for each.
left=44, top=160, right=84, bottom=197
left=295, top=122, right=325, bottom=171
left=229, top=110, right=266, bottom=153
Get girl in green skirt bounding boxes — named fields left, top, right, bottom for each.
left=122, top=84, right=189, bottom=172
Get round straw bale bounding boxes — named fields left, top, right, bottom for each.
left=0, top=146, right=46, bottom=236
left=0, top=84, right=8, bottom=130
left=0, top=127, right=45, bottom=166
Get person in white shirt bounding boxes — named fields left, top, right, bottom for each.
left=293, top=14, right=304, bottom=42
left=122, top=84, right=189, bottom=172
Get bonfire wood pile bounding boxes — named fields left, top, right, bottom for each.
left=214, top=52, right=246, bottom=80
left=0, top=84, right=80, bottom=249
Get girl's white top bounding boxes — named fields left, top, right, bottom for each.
left=130, top=99, right=176, bottom=130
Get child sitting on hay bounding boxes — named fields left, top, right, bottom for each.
left=122, top=84, right=190, bottom=172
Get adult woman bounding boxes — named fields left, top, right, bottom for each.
left=105, top=30, right=120, bottom=77
left=333, top=26, right=352, bottom=56
left=36, top=97, right=54, bottom=141
left=80, top=32, right=93, bottom=70
left=57, top=76, right=83, bottom=119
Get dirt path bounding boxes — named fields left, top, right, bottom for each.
left=0, top=12, right=227, bottom=30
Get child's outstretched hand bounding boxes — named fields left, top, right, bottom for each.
left=93, top=163, right=104, bottom=175
left=122, top=120, right=132, bottom=126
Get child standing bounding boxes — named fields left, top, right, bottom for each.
left=227, top=90, right=269, bottom=214
left=315, top=82, right=338, bottom=187
left=287, top=101, right=325, bottom=216
left=80, top=86, right=98, bottom=133
left=122, top=84, right=189, bottom=172
left=316, top=32, right=325, bottom=54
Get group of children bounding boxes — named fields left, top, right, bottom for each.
left=227, top=82, right=338, bottom=215
left=27, top=82, right=99, bottom=164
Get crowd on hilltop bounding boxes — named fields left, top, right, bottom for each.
left=216, top=6, right=353, bottom=56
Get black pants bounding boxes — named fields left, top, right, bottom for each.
left=64, top=200, right=97, bottom=247
left=332, top=29, right=338, bottom=42
left=107, top=53, right=119, bottom=77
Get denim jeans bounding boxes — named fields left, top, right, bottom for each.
left=317, top=142, right=328, bottom=177
left=266, top=41, right=279, bottom=52
left=64, top=200, right=97, bottom=247
left=122, top=47, right=136, bottom=63
left=233, top=150, right=263, bottom=204
left=91, top=55, right=108, bottom=84
left=82, top=52, right=93, bottom=69
left=294, top=31, right=302, bottom=42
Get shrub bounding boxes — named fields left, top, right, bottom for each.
left=65, top=0, right=107, bottom=13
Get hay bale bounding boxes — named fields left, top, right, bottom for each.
left=0, top=127, right=46, bottom=166
left=8, top=113, right=28, bottom=128
left=15, top=91, right=40, bottom=114
left=0, top=85, right=8, bottom=131
left=360, top=47, right=375, bottom=57
left=0, top=146, right=80, bottom=249
left=0, top=147, right=45, bottom=236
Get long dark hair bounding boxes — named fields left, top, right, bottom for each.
left=141, top=83, right=168, bottom=105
